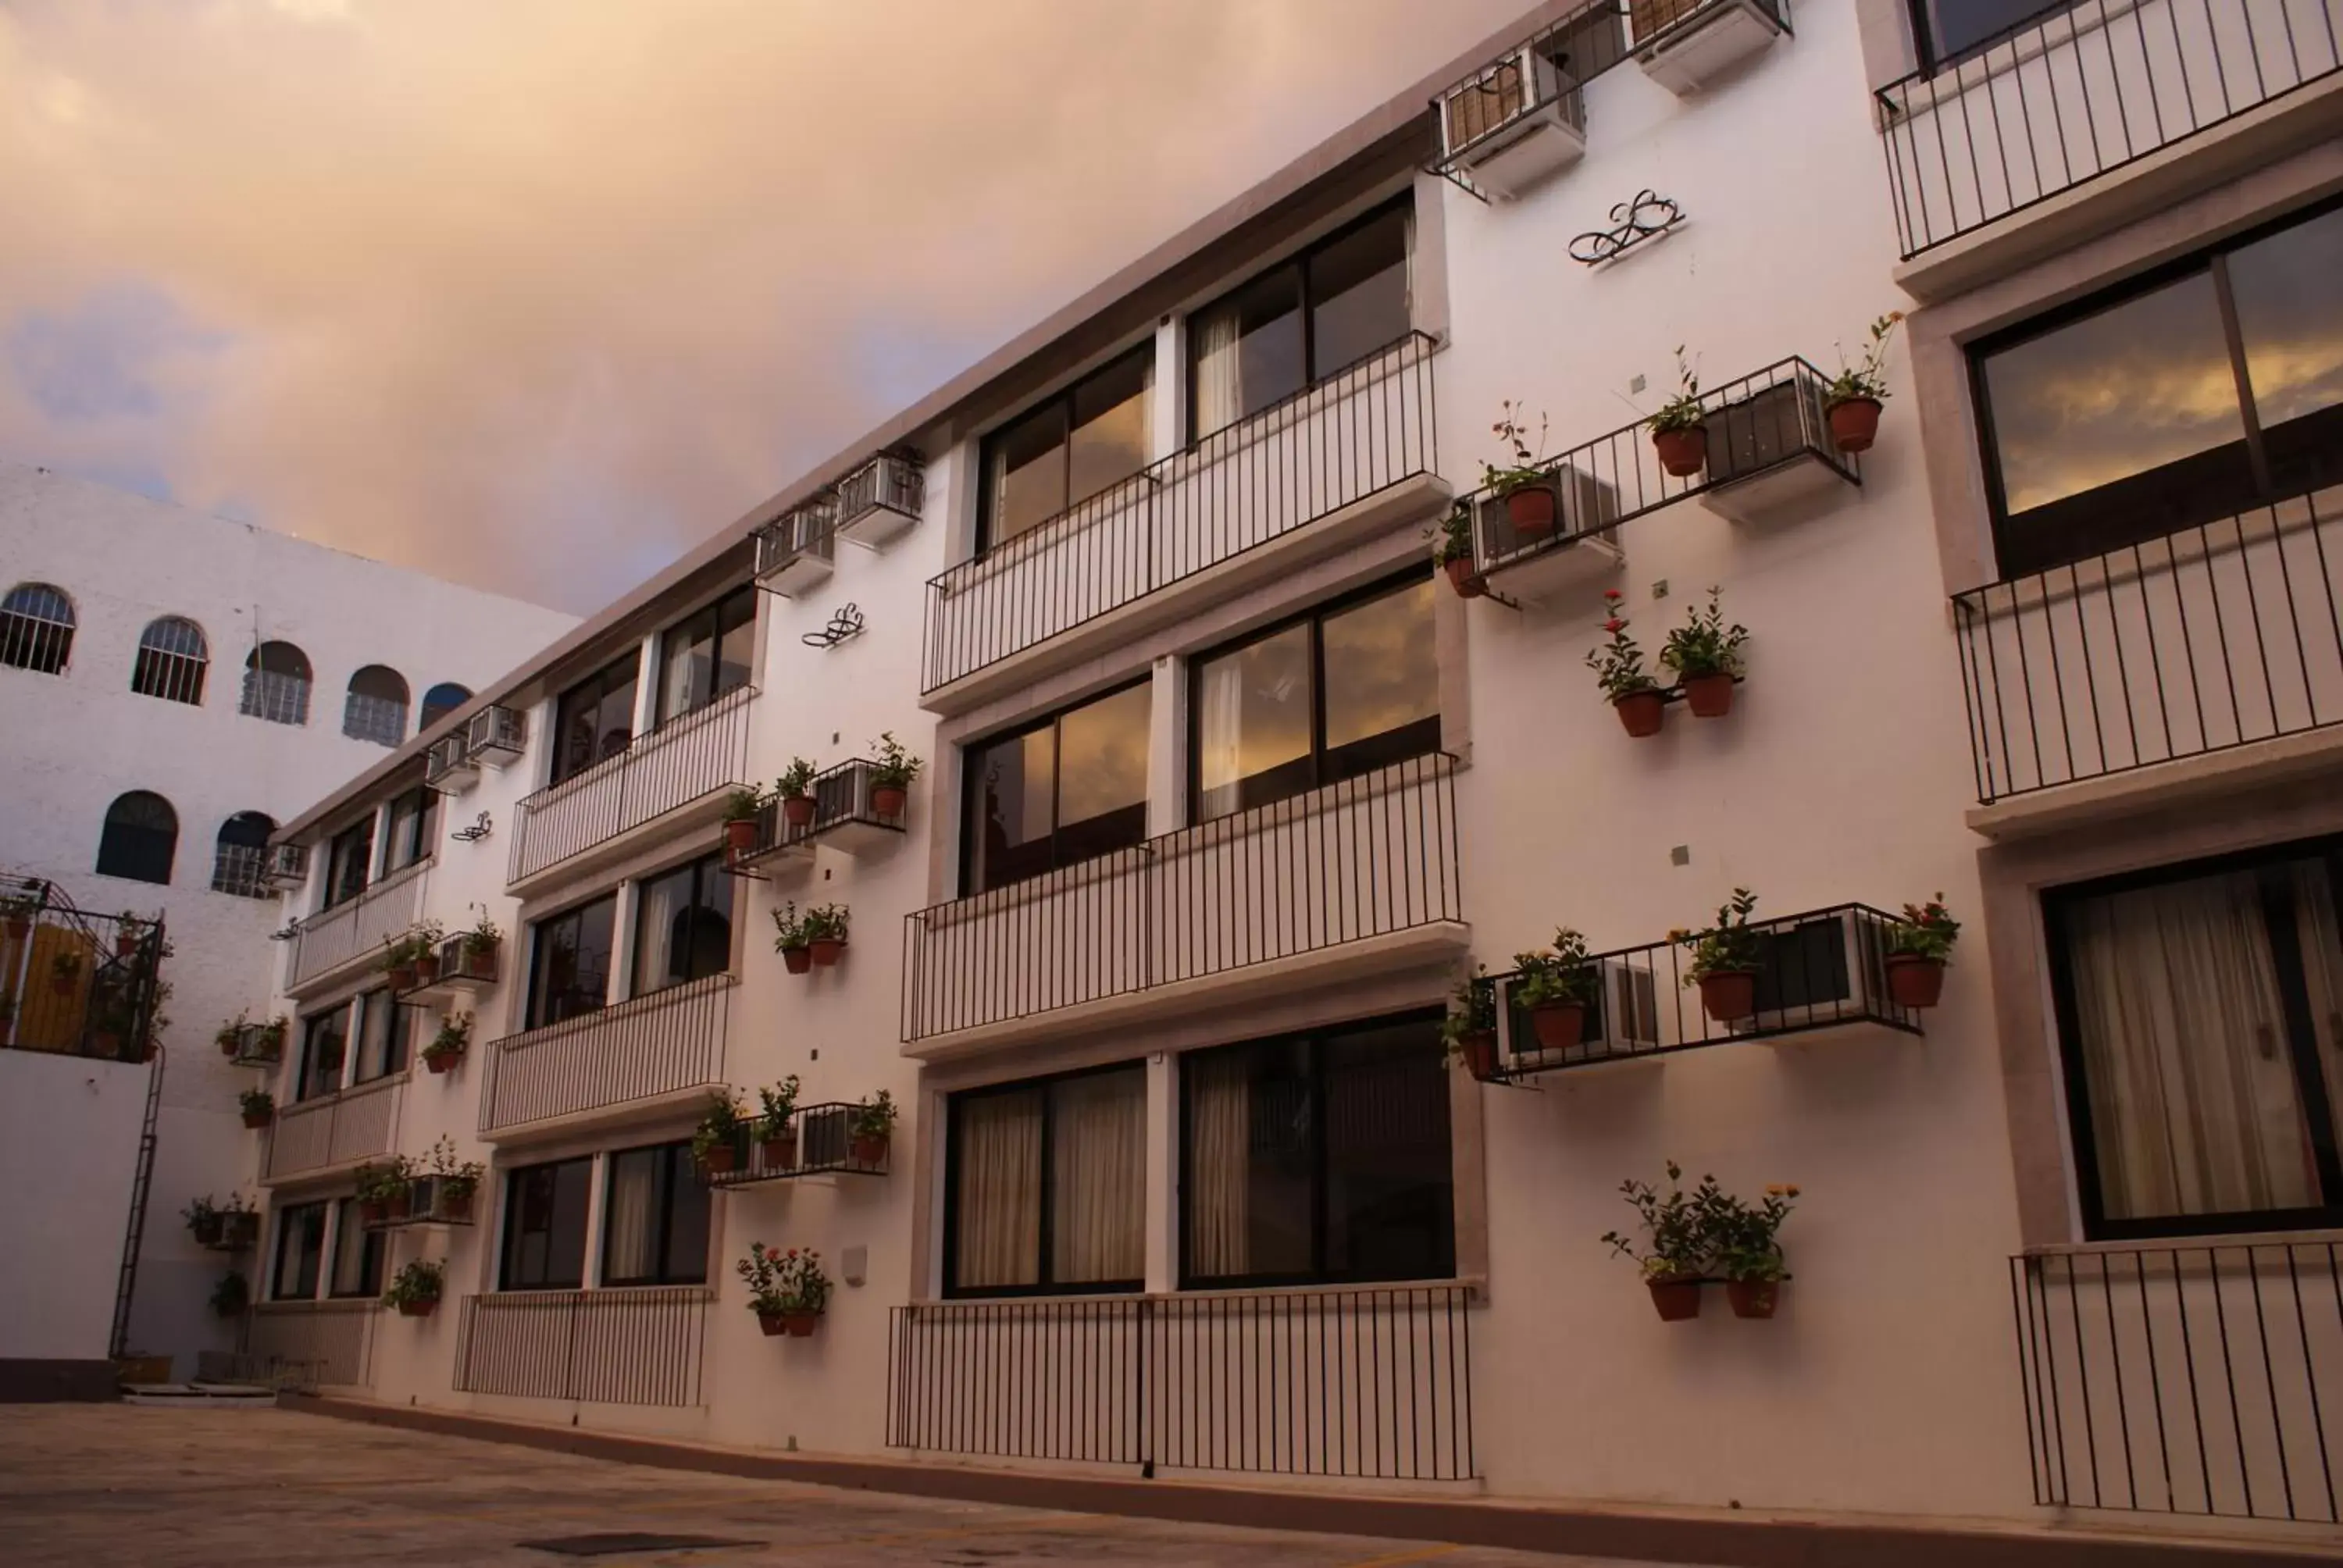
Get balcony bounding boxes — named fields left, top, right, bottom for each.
left=901, top=753, right=1464, bottom=1058
left=507, top=684, right=755, bottom=889
left=731, top=757, right=905, bottom=877
left=454, top=1287, right=708, bottom=1407
left=476, top=972, right=732, bottom=1139
left=2013, top=1241, right=2343, bottom=1523
left=264, top=1074, right=403, bottom=1181
left=1878, top=0, right=2343, bottom=279
left=285, top=857, right=430, bottom=994
left=244, top=1300, right=375, bottom=1391
left=1, top=896, right=165, bottom=1064
left=1952, top=491, right=2343, bottom=825
left=920, top=333, right=1443, bottom=708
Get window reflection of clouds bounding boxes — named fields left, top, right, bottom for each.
left=1324, top=580, right=1435, bottom=751
left=2232, top=205, right=2343, bottom=429
left=1202, top=625, right=1311, bottom=793
left=1057, top=685, right=1150, bottom=827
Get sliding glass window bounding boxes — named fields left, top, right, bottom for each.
left=943, top=1064, right=1147, bottom=1297
left=551, top=654, right=641, bottom=786
left=327, top=1198, right=385, bottom=1299
left=271, top=1201, right=327, bottom=1300
left=961, top=682, right=1150, bottom=895
left=602, top=1142, right=711, bottom=1286
left=322, top=816, right=373, bottom=910
left=351, top=989, right=409, bottom=1082
left=979, top=347, right=1153, bottom=550
left=654, top=583, right=755, bottom=725
left=499, top=1156, right=592, bottom=1291
left=383, top=785, right=436, bottom=874
left=294, top=1007, right=348, bottom=1103
left=631, top=852, right=734, bottom=996
left=526, top=893, right=617, bottom=1029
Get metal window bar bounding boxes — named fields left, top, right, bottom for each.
left=901, top=752, right=1462, bottom=1043
left=287, top=856, right=431, bottom=988
left=454, top=1288, right=709, bottom=1407
left=835, top=452, right=925, bottom=531
left=921, top=333, right=1439, bottom=694
left=131, top=624, right=208, bottom=705
left=2012, top=1242, right=2343, bottom=1522
left=211, top=842, right=270, bottom=899
left=886, top=1284, right=1477, bottom=1481
left=245, top=1300, right=376, bottom=1391
left=477, top=971, right=732, bottom=1135
left=1952, top=490, right=2343, bottom=804
left=0, top=595, right=74, bottom=674
left=754, top=499, right=840, bottom=583
left=508, top=682, right=757, bottom=885
left=241, top=668, right=312, bottom=726
left=341, top=690, right=409, bottom=747
left=264, top=1074, right=401, bottom=1179
left=734, top=757, right=902, bottom=867
left=0, top=887, right=166, bottom=1064
left=1427, top=5, right=1613, bottom=197
left=1878, top=0, right=2343, bottom=261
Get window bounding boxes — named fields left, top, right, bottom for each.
left=1907, top=0, right=2071, bottom=66
left=631, top=852, right=734, bottom=996
left=131, top=616, right=208, bottom=704
left=2045, top=836, right=2343, bottom=1239
left=343, top=665, right=411, bottom=747
left=211, top=811, right=276, bottom=898
left=944, top=1064, right=1147, bottom=1297
left=961, top=682, right=1150, bottom=895
left=979, top=347, right=1154, bottom=549
left=0, top=582, right=75, bottom=674
left=1975, top=200, right=2343, bottom=576
left=1191, top=572, right=1439, bottom=821
left=526, top=893, right=616, bottom=1028
left=295, top=1007, right=349, bottom=1102
left=602, top=1142, right=711, bottom=1286
left=241, top=640, right=312, bottom=725
left=95, top=791, right=178, bottom=885
left=352, top=989, right=409, bottom=1082
left=323, top=816, right=374, bottom=910
left=382, top=786, right=436, bottom=874
left=499, top=1156, right=592, bottom=1290
left=552, top=654, right=640, bottom=785
left=654, top=584, right=754, bottom=725
left=1189, top=201, right=1410, bottom=439
left=327, top=1198, right=385, bottom=1299
left=271, top=1201, right=328, bottom=1300
left=419, top=682, right=470, bottom=729
left=1182, top=1012, right=1454, bottom=1288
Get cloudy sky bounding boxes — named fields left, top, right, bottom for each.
left=0, top=0, right=1528, bottom=612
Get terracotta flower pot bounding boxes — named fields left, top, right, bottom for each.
left=851, top=1133, right=890, bottom=1167
left=1529, top=1002, right=1586, bottom=1053
left=116, top=932, right=140, bottom=959
left=1698, top=968, right=1760, bottom=1024
left=423, top=1049, right=456, bottom=1075
left=1457, top=1029, right=1500, bottom=1083
left=387, top=964, right=419, bottom=992
left=221, top=1036, right=241, bottom=1058
left=758, top=1311, right=787, bottom=1338
left=783, top=795, right=817, bottom=829
left=1647, top=1278, right=1703, bottom=1322
left=223, top=1215, right=261, bottom=1249
left=397, top=1299, right=437, bottom=1319
left=1727, top=1279, right=1780, bottom=1319
left=385, top=1187, right=412, bottom=1221
left=438, top=1188, right=473, bottom=1223
left=1613, top=690, right=1665, bottom=738
left=725, top=817, right=759, bottom=853
left=49, top=971, right=75, bottom=998
left=1443, top=556, right=1485, bottom=599
left=190, top=1215, right=226, bottom=1249
left=871, top=785, right=908, bottom=821
left=700, top=1142, right=739, bottom=1176
left=1652, top=425, right=1708, bottom=479
left=782, top=1311, right=819, bottom=1338
left=1885, top=954, right=1945, bottom=1010
left=241, top=1107, right=273, bottom=1130
left=809, top=938, right=846, bottom=968
left=782, top=946, right=813, bottom=975
left=1680, top=673, right=1735, bottom=718
left=1826, top=396, right=1882, bottom=454
left=4, top=916, right=28, bottom=941
left=1505, top=484, right=1557, bottom=541
left=462, top=943, right=497, bottom=979
left=761, top=1134, right=799, bottom=1173
left=412, top=953, right=440, bottom=986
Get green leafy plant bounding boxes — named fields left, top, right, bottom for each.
left=691, top=1089, right=747, bottom=1164
left=209, top=1270, right=250, bottom=1318
left=181, top=1195, right=219, bottom=1229
left=238, top=1087, right=274, bottom=1120
left=869, top=733, right=923, bottom=791
left=215, top=1014, right=247, bottom=1054
left=801, top=903, right=851, bottom=944
left=0, top=889, right=39, bottom=923
left=1514, top=928, right=1599, bottom=1009
left=1672, top=888, right=1762, bottom=984
left=1602, top=1162, right=1728, bottom=1282
left=1888, top=893, right=1961, bottom=964
left=1826, top=311, right=1905, bottom=406
left=1428, top=501, right=1475, bottom=566
left=1480, top=401, right=1551, bottom=497
left=52, top=950, right=82, bottom=986
left=462, top=912, right=501, bottom=956
left=353, top=1157, right=412, bottom=1206
left=423, top=1134, right=485, bottom=1199
left=1657, top=588, right=1748, bottom=682
left=1584, top=588, right=1657, bottom=700
left=776, top=757, right=818, bottom=799
left=1646, top=347, right=1704, bottom=433
left=758, top=1076, right=802, bottom=1141
left=769, top=901, right=806, bottom=951
left=253, top=1016, right=289, bottom=1057
left=848, top=1090, right=897, bottom=1142
left=1438, top=967, right=1497, bottom=1060
left=1712, top=1183, right=1800, bottom=1282
left=381, top=1258, right=444, bottom=1310
left=722, top=785, right=767, bottom=821
left=425, top=1013, right=472, bottom=1060
left=736, top=1242, right=833, bottom=1317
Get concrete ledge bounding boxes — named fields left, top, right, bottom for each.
left=288, top=1395, right=2339, bottom=1567
left=1967, top=726, right=2343, bottom=841
left=480, top=1082, right=719, bottom=1146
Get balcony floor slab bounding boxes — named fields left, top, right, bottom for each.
left=1966, top=725, right=2343, bottom=841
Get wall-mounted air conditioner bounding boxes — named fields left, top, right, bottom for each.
left=1630, top=0, right=1783, bottom=98
left=1724, top=909, right=1888, bottom=1035
left=753, top=498, right=838, bottom=597
left=833, top=452, right=925, bottom=551
left=465, top=704, right=527, bottom=768
left=1500, top=957, right=1662, bottom=1069
left=424, top=733, right=478, bottom=793
left=1475, top=464, right=1624, bottom=604
left=262, top=842, right=309, bottom=889
left=1439, top=46, right=1585, bottom=200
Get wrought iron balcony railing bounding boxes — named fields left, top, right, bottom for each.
left=244, top=1299, right=375, bottom=1390
left=921, top=333, right=1439, bottom=695
left=1952, top=491, right=2343, bottom=804
left=455, top=1287, right=709, bottom=1407
left=902, top=752, right=1461, bottom=1045
left=508, top=684, right=755, bottom=885
left=0, top=887, right=165, bottom=1064
left=477, top=971, right=732, bottom=1135
left=1878, top=0, right=2343, bottom=262
left=733, top=757, right=906, bottom=871
left=265, top=1074, right=402, bottom=1180
left=287, top=857, right=430, bottom=990
left=887, top=1284, right=1476, bottom=1480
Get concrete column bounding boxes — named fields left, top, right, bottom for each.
left=1143, top=1050, right=1176, bottom=1294
left=608, top=880, right=640, bottom=1003
left=1146, top=655, right=1184, bottom=837
left=336, top=997, right=362, bottom=1092
left=628, top=633, right=661, bottom=738
left=578, top=1150, right=608, bottom=1290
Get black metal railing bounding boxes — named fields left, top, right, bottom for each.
left=508, top=684, right=755, bottom=884
left=2013, top=1242, right=2343, bottom=1522
left=1478, top=903, right=1920, bottom=1082
left=455, top=1287, right=708, bottom=1407
left=736, top=757, right=904, bottom=867
left=0, top=881, right=166, bottom=1064
left=1466, top=357, right=1855, bottom=583
left=246, top=1299, right=374, bottom=1390
left=922, top=333, right=1438, bottom=693
left=1879, top=0, right=2343, bottom=260
left=288, top=856, right=431, bottom=989
left=1428, top=6, right=1609, bottom=198
left=706, top=1101, right=890, bottom=1188
left=266, top=1073, right=401, bottom=1178
left=1952, top=494, right=2343, bottom=804
left=888, top=1285, right=1476, bottom=1480
left=478, top=972, right=731, bottom=1135
left=902, top=753, right=1461, bottom=1043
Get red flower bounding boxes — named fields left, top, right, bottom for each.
left=1603, top=588, right=1622, bottom=600
left=1603, top=618, right=1624, bottom=633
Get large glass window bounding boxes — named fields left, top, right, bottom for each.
left=654, top=584, right=755, bottom=725
left=383, top=786, right=436, bottom=874
left=499, top=1156, right=593, bottom=1291
left=1975, top=200, right=2343, bottom=576
left=961, top=682, right=1150, bottom=895
left=2045, top=836, right=2343, bottom=1238
left=295, top=1007, right=348, bottom=1103
left=979, top=347, right=1153, bottom=548
left=1191, top=572, right=1439, bottom=821
left=551, top=654, right=641, bottom=786
left=944, top=1064, right=1147, bottom=1297
left=323, top=816, right=374, bottom=910
left=630, top=852, right=734, bottom=996
left=1190, top=201, right=1410, bottom=438
left=1182, top=1013, right=1454, bottom=1288
left=1906, top=0, right=2067, bottom=66
left=271, top=1201, right=327, bottom=1300
left=526, top=893, right=617, bottom=1029
left=328, top=1198, right=385, bottom=1299
left=602, top=1142, right=711, bottom=1286
left=352, top=989, right=409, bottom=1083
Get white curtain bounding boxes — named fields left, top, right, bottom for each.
left=631, top=874, right=686, bottom=996
left=2293, top=862, right=2343, bottom=1156
left=604, top=1154, right=657, bottom=1281
left=1196, top=657, right=1247, bottom=822
left=1185, top=1053, right=1253, bottom=1278
left=955, top=1092, right=1043, bottom=1289
left=1050, top=1071, right=1146, bottom=1285
left=1192, top=306, right=1243, bottom=440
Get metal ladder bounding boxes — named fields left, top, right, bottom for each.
left=110, top=1042, right=166, bottom=1360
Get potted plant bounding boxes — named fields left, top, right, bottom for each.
left=423, top=1013, right=471, bottom=1074
left=1647, top=348, right=1707, bottom=478
left=115, top=914, right=145, bottom=960
left=216, top=1014, right=248, bottom=1058
left=459, top=912, right=501, bottom=979
left=776, top=757, right=818, bottom=829
left=1439, top=968, right=1500, bottom=1082
left=408, top=921, right=447, bottom=987
left=238, top=1088, right=275, bottom=1130
left=1602, top=1162, right=1724, bottom=1322
left=183, top=1196, right=224, bottom=1249
left=722, top=786, right=766, bottom=855
left=1885, top=893, right=1960, bottom=1010
left=1714, top=1181, right=1799, bottom=1319
left=209, top=1270, right=250, bottom=1320
left=1585, top=589, right=1664, bottom=737
left=758, top=1076, right=802, bottom=1171
left=382, top=1259, right=444, bottom=1319
left=848, top=1090, right=897, bottom=1166
left=868, top=732, right=922, bottom=821
left=1482, top=401, right=1556, bottom=542
left=354, top=1159, right=410, bottom=1225
left=383, top=1155, right=417, bottom=1220
left=50, top=949, right=81, bottom=998
left=1658, top=588, right=1748, bottom=718
left=251, top=1016, right=288, bottom=1064
left=423, top=1135, right=485, bottom=1221
left=1674, top=888, right=1763, bottom=1025
left=692, top=1089, right=748, bottom=1175
left=738, top=1242, right=833, bottom=1338
left=1824, top=311, right=1903, bottom=454
left=1514, top=929, right=1599, bottom=1052
left=770, top=903, right=812, bottom=975
left=380, top=930, right=421, bottom=992
left=1, top=890, right=37, bottom=941
left=1429, top=503, right=1483, bottom=598
left=219, top=1196, right=261, bottom=1250
left=803, top=903, right=850, bottom=968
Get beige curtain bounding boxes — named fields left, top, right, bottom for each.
left=955, top=1091, right=1043, bottom=1289
left=2291, top=862, right=2343, bottom=1157
left=1050, top=1070, right=1146, bottom=1285
left=1192, top=306, right=1243, bottom=440
left=603, top=1154, right=657, bottom=1282
left=1185, top=1052, right=1253, bottom=1278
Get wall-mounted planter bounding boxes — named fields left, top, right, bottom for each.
left=1728, top=1280, right=1780, bottom=1319
left=1826, top=397, right=1881, bottom=454
left=1885, top=955, right=1945, bottom=1010
left=1614, top=690, right=1666, bottom=737
left=1696, top=968, right=1758, bottom=1023
left=1647, top=1277, right=1703, bottom=1321
left=1652, top=426, right=1707, bottom=479
left=1681, top=674, right=1735, bottom=718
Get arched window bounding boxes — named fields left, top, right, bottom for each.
left=419, top=682, right=471, bottom=730
left=212, top=811, right=277, bottom=898
left=241, top=641, right=312, bottom=725
left=1, top=583, right=76, bottom=674
left=131, top=616, right=209, bottom=705
left=344, top=665, right=410, bottom=747
left=95, top=791, right=178, bottom=885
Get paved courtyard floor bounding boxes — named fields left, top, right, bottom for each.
left=0, top=1404, right=1667, bottom=1567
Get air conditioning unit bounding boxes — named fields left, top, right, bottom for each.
left=262, top=842, right=308, bottom=889
left=465, top=704, right=527, bottom=768
left=424, top=733, right=478, bottom=793
left=1500, top=957, right=1662, bottom=1069
left=1439, top=47, right=1584, bottom=200
left=833, top=452, right=925, bottom=551
left=1475, top=464, right=1624, bottom=604
left=753, top=498, right=838, bottom=597
left=1630, top=0, right=1783, bottom=98
left=1698, top=371, right=1849, bottom=524
left=1724, top=909, right=1889, bottom=1036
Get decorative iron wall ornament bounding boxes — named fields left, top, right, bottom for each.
left=801, top=603, right=866, bottom=650
left=450, top=811, right=493, bottom=843
left=1568, top=189, right=1684, bottom=266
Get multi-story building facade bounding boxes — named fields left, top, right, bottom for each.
left=224, top=0, right=2343, bottom=1556
left=0, top=459, right=576, bottom=1397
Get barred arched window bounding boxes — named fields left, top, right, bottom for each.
left=132, top=617, right=209, bottom=704
left=419, top=682, right=471, bottom=729
left=241, top=641, right=312, bottom=725
left=212, top=811, right=277, bottom=898
left=1, top=583, right=76, bottom=674
left=343, top=665, right=410, bottom=747
left=96, top=791, right=178, bottom=886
